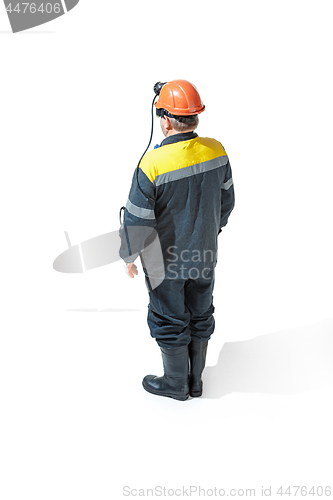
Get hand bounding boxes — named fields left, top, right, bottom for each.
left=124, top=262, right=138, bottom=278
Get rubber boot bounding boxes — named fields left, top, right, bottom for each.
left=142, top=345, right=189, bottom=401
left=188, top=338, right=208, bottom=397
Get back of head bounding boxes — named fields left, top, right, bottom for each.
left=155, top=79, right=205, bottom=132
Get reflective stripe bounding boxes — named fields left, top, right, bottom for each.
left=154, top=155, right=229, bottom=187
left=222, top=177, right=233, bottom=190
left=126, top=199, right=155, bottom=220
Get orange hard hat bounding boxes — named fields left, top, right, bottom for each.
left=155, top=79, right=205, bottom=116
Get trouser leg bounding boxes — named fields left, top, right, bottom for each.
left=185, top=269, right=215, bottom=342
left=185, top=270, right=215, bottom=396
left=147, top=278, right=191, bottom=348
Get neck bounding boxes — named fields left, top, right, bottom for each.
left=165, top=128, right=196, bottom=138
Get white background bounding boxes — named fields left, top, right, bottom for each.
left=1, top=1, right=333, bottom=499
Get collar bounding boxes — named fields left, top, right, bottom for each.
left=160, top=131, right=198, bottom=147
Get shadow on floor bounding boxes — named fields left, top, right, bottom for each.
left=203, top=318, right=333, bottom=399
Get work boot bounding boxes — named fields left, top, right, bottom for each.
left=142, top=345, right=189, bottom=401
left=188, top=338, right=208, bottom=397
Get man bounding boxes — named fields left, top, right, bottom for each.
left=119, top=80, right=235, bottom=401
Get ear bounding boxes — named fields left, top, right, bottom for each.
left=163, top=116, right=172, bottom=131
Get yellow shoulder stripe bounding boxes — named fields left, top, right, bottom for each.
left=140, top=137, right=227, bottom=183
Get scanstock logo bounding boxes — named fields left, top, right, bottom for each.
left=53, top=228, right=165, bottom=291
left=3, top=0, right=80, bottom=33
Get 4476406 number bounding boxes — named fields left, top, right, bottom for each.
left=6, top=3, right=62, bottom=14
left=277, top=486, right=331, bottom=496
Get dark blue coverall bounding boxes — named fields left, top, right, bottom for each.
left=120, top=131, right=235, bottom=348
